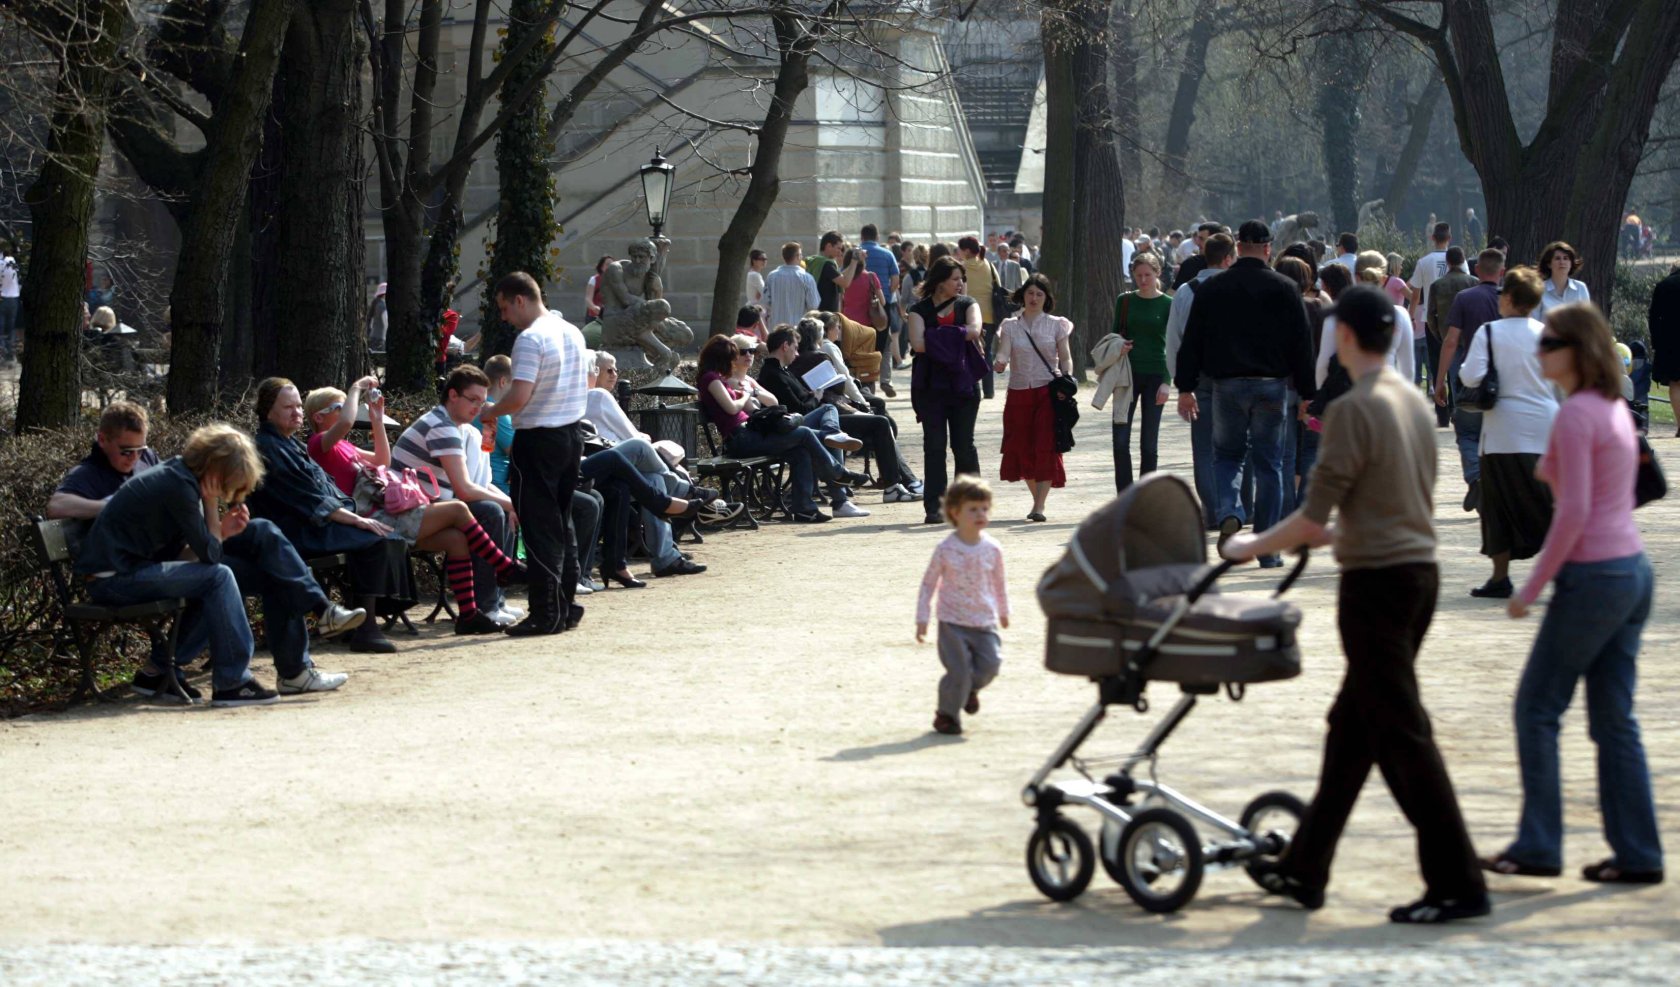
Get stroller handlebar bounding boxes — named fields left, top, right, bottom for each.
left=1190, top=548, right=1310, bottom=603
left=1273, top=547, right=1310, bottom=598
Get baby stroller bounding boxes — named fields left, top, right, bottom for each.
left=1023, top=473, right=1310, bottom=913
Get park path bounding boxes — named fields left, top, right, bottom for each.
left=2, top=389, right=1677, bottom=983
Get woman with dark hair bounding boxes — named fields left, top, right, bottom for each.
left=907, top=256, right=984, bottom=524
left=1481, top=301, right=1663, bottom=886
left=839, top=246, right=883, bottom=330
left=1536, top=240, right=1590, bottom=315
left=585, top=255, right=614, bottom=320
left=993, top=272, right=1074, bottom=520
left=246, top=377, right=413, bottom=652
left=696, top=334, right=867, bottom=523
left=1458, top=267, right=1558, bottom=598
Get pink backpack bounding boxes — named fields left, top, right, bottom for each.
left=360, top=464, right=439, bottom=514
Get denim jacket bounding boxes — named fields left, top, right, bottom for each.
left=249, top=422, right=352, bottom=530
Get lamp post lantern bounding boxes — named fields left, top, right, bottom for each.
left=639, top=148, right=675, bottom=238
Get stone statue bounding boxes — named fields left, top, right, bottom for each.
left=1357, top=199, right=1389, bottom=234
left=598, top=236, right=693, bottom=376
left=1273, top=211, right=1320, bottom=247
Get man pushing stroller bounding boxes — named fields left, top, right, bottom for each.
left=1220, top=284, right=1492, bottom=924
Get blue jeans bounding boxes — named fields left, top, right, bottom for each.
left=1211, top=377, right=1286, bottom=535
left=1448, top=352, right=1482, bottom=485
left=466, top=500, right=511, bottom=612
left=726, top=424, right=843, bottom=514
left=1506, top=554, right=1663, bottom=871
left=1413, top=336, right=1428, bottom=386
left=1296, top=423, right=1322, bottom=504
left=221, top=518, right=328, bottom=679
left=0, top=296, right=18, bottom=358
left=89, top=562, right=255, bottom=691
left=1191, top=384, right=1216, bottom=526
left=1279, top=388, right=1298, bottom=515
left=1112, top=372, right=1165, bottom=493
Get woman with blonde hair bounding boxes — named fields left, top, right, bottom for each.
left=1457, top=267, right=1558, bottom=598
left=74, top=425, right=280, bottom=706
left=1480, top=301, right=1662, bottom=885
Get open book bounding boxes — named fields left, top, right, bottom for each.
left=801, top=359, right=846, bottom=394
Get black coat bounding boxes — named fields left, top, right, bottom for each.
left=1174, top=257, right=1317, bottom=398
left=1649, top=270, right=1680, bottom=383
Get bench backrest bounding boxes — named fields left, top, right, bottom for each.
left=26, top=516, right=86, bottom=612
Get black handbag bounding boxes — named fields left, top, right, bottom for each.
left=1024, top=325, right=1079, bottom=452
left=745, top=406, right=798, bottom=435
left=1636, top=432, right=1666, bottom=507
left=1456, top=321, right=1499, bottom=412
left=989, top=262, right=1015, bottom=321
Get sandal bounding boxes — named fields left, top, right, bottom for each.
left=1479, top=853, right=1561, bottom=877
left=1582, top=859, right=1664, bottom=884
left=1388, top=894, right=1491, bottom=924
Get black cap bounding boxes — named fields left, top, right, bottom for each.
left=1236, top=220, right=1272, bottom=244
left=1328, top=284, right=1395, bottom=334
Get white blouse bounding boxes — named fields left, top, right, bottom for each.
left=1459, top=316, right=1558, bottom=455
left=996, top=312, right=1073, bottom=390
left=1536, top=278, right=1590, bottom=316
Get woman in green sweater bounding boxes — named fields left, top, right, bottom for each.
left=1110, top=252, right=1174, bottom=491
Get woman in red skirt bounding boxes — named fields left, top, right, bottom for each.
left=992, top=273, right=1074, bottom=521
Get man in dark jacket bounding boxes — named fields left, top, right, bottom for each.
left=1175, top=220, right=1316, bottom=567
left=757, top=325, right=873, bottom=517
left=761, top=325, right=909, bottom=492
left=1650, top=262, right=1680, bottom=437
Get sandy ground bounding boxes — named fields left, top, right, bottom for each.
left=2, top=387, right=1678, bottom=978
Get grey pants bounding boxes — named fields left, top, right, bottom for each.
left=937, top=622, right=1002, bottom=720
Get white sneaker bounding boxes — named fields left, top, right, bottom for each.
left=316, top=602, right=367, bottom=637
left=833, top=501, right=872, bottom=518
left=822, top=431, right=864, bottom=452
left=277, top=668, right=349, bottom=694
left=883, top=484, right=916, bottom=503
left=575, top=582, right=595, bottom=596
left=498, top=604, right=525, bottom=620
left=484, top=608, right=518, bottom=627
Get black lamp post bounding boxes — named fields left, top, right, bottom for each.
left=639, top=148, right=675, bottom=238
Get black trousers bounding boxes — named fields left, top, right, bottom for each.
left=919, top=393, right=980, bottom=517
left=1284, top=563, right=1486, bottom=900
left=510, top=423, right=581, bottom=616
left=839, top=410, right=906, bottom=486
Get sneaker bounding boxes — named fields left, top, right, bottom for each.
left=689, top=485, right=721, bottom=503
left=277, top=668, right=349, bottom=694
left=905, top=480, right=923, bottom=494
left=883, top=484, right=917, bottom=503
left=698, top=500, right=747, bottom=525
left=582, top=578, right=605, bottom=593
left=133, top=668, right=200, bottom=703
left=823, top=431, right=864, bottom=452
left=838, top=469, right=873, bottom=487
left=575, top=581, right=595, bottom=596
left=933, top=712, right=962, bottom=735
left=833, top=501, right=871, bottom=518
left=455, top=611, right=504, bottom=635
left=210, top=680, right=281, bottom=708
left=498, top=604, right=526, bottom=621
left=483, top=608, right=519, bottom=627
left=792, top=509, right=832, bottom=523
left=316, top=602, right=368, bottom=637
left=168, top=670, right=203, bottom=703
left=1258, top=556, right=1284, bottom=569
left=1388, top=893, right=1492, bottom=924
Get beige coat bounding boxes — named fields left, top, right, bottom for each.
left=1089, top=333, right=1136, bottom=424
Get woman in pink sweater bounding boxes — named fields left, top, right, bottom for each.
left=1480, top=303, right=1663, bottom=885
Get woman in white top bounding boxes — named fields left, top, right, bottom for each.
left=1315, top=251, right=1414, bottom=386
left=992, top=273, right=1074, bottom=521
left=1536, top=240, right=1590, bottom=315
left=1458, top=266, right=1558, bottom=598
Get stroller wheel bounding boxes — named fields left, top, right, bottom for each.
left=1239, top=790, right=1307, bottom=888
left=1025, top=817, right=1095, bottom=902
left=1115, top=807, right=1204, bottom=913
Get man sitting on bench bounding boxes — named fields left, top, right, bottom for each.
left=49, top=402, right=360, bottom=699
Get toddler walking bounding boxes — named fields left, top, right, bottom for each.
left=916, top=476, right=1009, bottom=735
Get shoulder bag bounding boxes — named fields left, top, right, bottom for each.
left=1636, top=431, right=1667, bottom=507
left=1456, top=321, right=1499, bottom=412
left=745, top=406, right=799, bottom=435
left=1024, top=321, right=1079, bottom=452
left=989, top=262, right=1016, bottom=320
left=867, top=273, right=890, bottom=331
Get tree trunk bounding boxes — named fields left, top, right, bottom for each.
left=1317, top=31, right=1368, bottom=237
left=1383, top=75, right=1443, bottom=224
left=15, top=0, right=126, bottom=432
left=272, top=0, right=367, bottom=392
left=1108, top=0, right=1144, bottom=213
left=478, top=0, right=558, bottom=360
left=166, top=0, right=296, bottom=414
left=1071, top=0, right=1125, bottom=373
left=377, top=0, right=443, bottom=394
left=219, top=208, right=254, bottom=398
left=249, top=90, right=284, bottom=380
left=1160, top=3, right=1216, bottom=216
left=1038, top=2, right=1078, bottom=331
left=708, top=13, right=814, bottom=343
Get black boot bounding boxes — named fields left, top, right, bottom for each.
left=506, top=573, right=564, bottom=636
left=348, top=596, right=397, bottom=653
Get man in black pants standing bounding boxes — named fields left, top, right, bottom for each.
left=483, top=271, right=590, bottom=636
left=1220, top=284, right=1490, bottom=925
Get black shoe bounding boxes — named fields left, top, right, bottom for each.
left=792, top=510, right=831, bottom=523
left=506, top=611, right=563, bottom=636
left=496, top=560, right=529, bottom=588
left=1216, top=515, right=1242, bottom=555
left=933, top=712, right=962, bottom=735
left=924, top=513, right=943, bottom=525
left=838, top=469, right=872, bottom=487
left=349, top=630, right=398, bottom=654
left=1470, top=577, right=1513, bottom=599
left=132, top=667, right=200, bottom=703
left=1249, top=861, right=1326, bottom=910
left=653, top=558, right=708, bottom=577
left=964, top=691, right=980, bottom=715
left=454, top=611, right=504, bottom=635
left=601, top=568, right=647, bottom=589
left=564, top=603, right=585, bottom=630
left=689, top=485, right=721, bottom=503
left=1388, top=893, right=1491, bottom=924
left=1463, top=479, right=1481, bottom=512
left=210, top=679, right=281, bottom=708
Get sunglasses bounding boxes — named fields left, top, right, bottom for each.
left=115, top=445, right=148, bottom=458
left=1537, top=335, right=1573, bottom=352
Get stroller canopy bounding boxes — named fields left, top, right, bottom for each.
left=1039, top=473, right=1206, bottom=617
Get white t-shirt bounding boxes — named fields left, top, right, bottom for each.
left=1407, top=249, right=1449, bottom=323
left=1335, top=253, right=1359, bottom=279
left=745, top=269, right=765, bottom=306
left=1177, top=239, right=1199, bottom=263
left=1121, top=239, right=1136, bottom=281
left=1459, top=316, right=1557, bottom=454
left=509, top=310, right=589, bottom=429
left=1316, top=305, right=1415, bottom=388
left=0, top=254, right=19, bottom=298
left=462, top=422, right=490, bottom=489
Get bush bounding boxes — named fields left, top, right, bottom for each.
left=1611, top=263, right=1664, bottom=348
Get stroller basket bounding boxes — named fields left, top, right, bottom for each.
left=1037, top=474, right=1302, bottom=687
